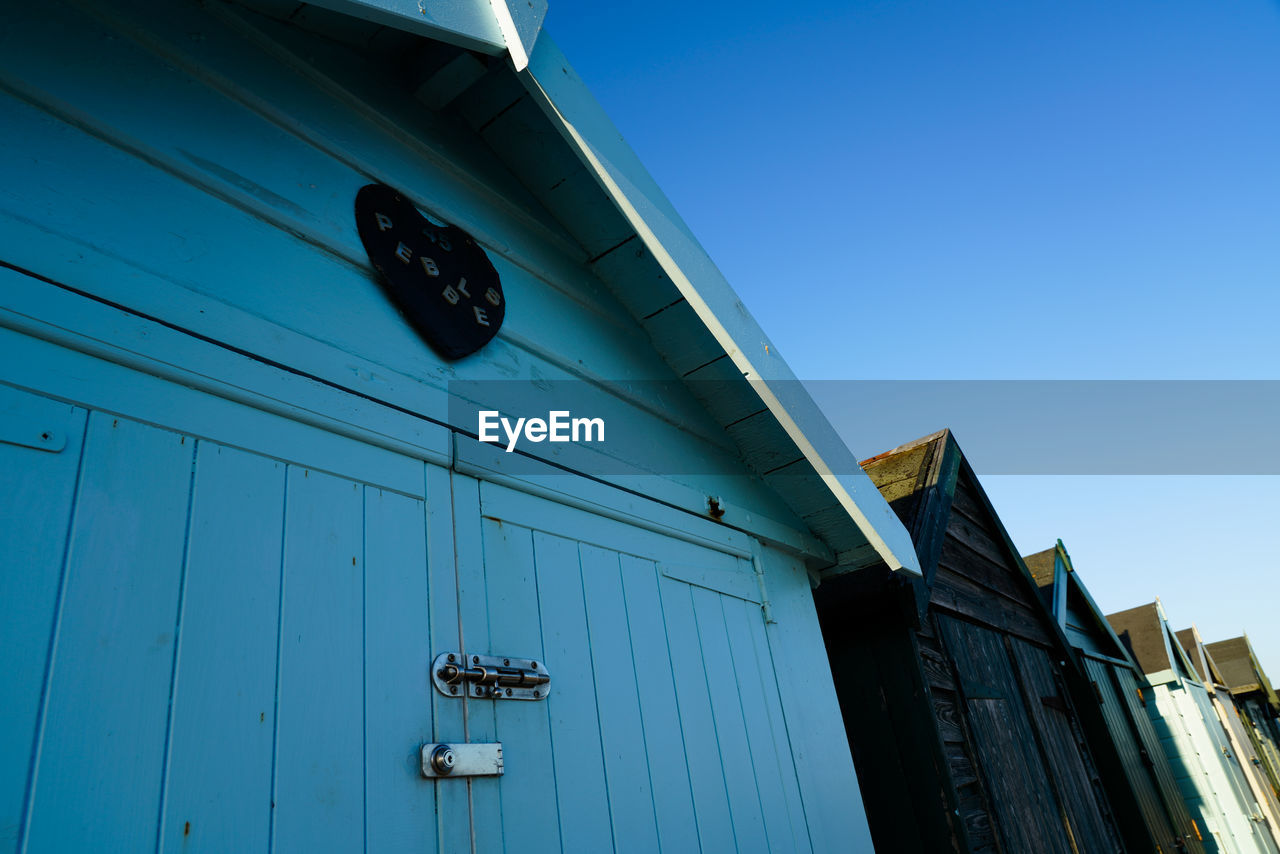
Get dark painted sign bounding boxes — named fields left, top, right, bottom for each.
left=355, top=183, right=505, bottom=360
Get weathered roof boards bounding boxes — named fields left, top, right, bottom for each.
left=0, top=2, right=1271, bottom=853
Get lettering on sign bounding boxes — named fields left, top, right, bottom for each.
left=355, top=183, right=505, bottom=359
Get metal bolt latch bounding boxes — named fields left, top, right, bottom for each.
left=431, top=652, right=551, bottom=701
left=430, top=745, right=456, bottom=776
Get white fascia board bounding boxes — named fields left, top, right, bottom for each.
left=298, top=0, right=546, bottom=70
left=517, top=34, right=920, bottom=576
left=303, top=0, right=506, bottom=54
left=488, top=0, right=547, bottom=71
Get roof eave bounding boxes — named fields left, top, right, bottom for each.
left=515, top=34, right=921, bottom=577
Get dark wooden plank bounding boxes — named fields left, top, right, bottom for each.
left=931, top=568, right=1051, bottom=646
left=937, top=548, right=1031, bottom=614
left=1008, top=638, right=1124, bottom=853
left=921, top=639, right=959, bottom=691
left=935, top=696, right=967, bottom=744
left=944, top=507, right=1019, bottom=577
left=937, top=616, right=1077, bottom=854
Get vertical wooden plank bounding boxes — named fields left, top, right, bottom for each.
left=725, top=595, right=812, bottom=854
left=936, top=616, right=1075, bottom=854
left=618, top=555, right=702, bottom=854
left=160, top=443, right=285, bottom=854
left=364, top=484, right=435, bottom=853
left=533, top=531, right=614, bottom=853
left=451, top=474, right=503, bottom=853
left=273, top=467, right=363, bottom=854
left=1114, top=667, right=1203, bottom=851
left=760, top=549, right=873, bottom=853
left=1007, top=639, right=1120, bottom=853
left=25, top=413, right=193, bottom=853
left=660, top=576, right=737, bottom=853
left=426, top=465, right=468, bottom=854
left=481, top=517, right=560, bottom=852
left=0, top=399, right=85, bottom=854
left=690, top=586, right=769, bottom=854
left=579, top=545, right=660, bottom=854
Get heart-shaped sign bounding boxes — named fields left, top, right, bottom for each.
left=355, top=183, right=505, bottom=360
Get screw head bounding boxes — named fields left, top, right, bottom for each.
left=506, top=688, right=512, bottom=696
left=450, top=685, right=457, bottom=694
left=503, top=659, right=510, bottom=666
left=475, top=686, right=482, bottom=696
left=447, top=654, right=455, bottom=663
left=531, top=661, right=538, bottom=669
left=472, top=656, right=479, bottom=665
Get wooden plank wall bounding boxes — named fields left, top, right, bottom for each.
left=2, top=392, right=444, bottom=854
left=1084, top=656, right=1195, bottom=853
left=0, top=0, right=811, bottom=538
left=927, top=470, right=1123, bottom=853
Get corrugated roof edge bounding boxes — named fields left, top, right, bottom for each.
left=515, top=33, right=920, bottom=576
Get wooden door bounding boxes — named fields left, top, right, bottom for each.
left=1, top=379, right=457, bottom=854
left=457, top=477, right=816, bottom=854
left=937, top=614, right=1122, bottom=854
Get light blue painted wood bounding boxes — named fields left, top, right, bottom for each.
left=451, top=474, right=504, bottom=852
left=0, top=0, right=829, bottom=545
left=532, top=531, right=614, bottom=853
left=480, top=517, right=560, bottom=852
left=690, top=586, right=769, bottom=854
left=617, top=555, right=702, bottom=854
left=0, top=321, right=428, bottom=500
left=579, top=545, right=661, bottom=854
left=24, top=412, right=194, bottom=853
left=758, top=547, right=874, bottom=853
left=159, top=442, right=285, bottom=854
left=477, top=477, right=752, bottom=561
left=425, top=465, right=469, bottom=853
left=658, top=576, right=738, bottom=853
left=273, top=467, right=364, bottom=854
left=661, top=559, right=760, bottom=603
left=364, top=485, right=437, bottom=853
left=0, top=391, right=84, bottom=854
left=724, top=595, right=812, bottom=854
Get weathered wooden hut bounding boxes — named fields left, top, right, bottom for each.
left=1025, top=541, right=1206, bottom=853
left=1206, top=636, right=1280, bottom=797
left=1182, top=629, right=1280, bottom=840
left=1110, top=603, right=1279, bottom=853
left=0, top=1, right=924, bottom=851
left=814, top=430, right=1128, bottom=853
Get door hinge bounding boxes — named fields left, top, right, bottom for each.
left=431, top=652, right=550, bottom=700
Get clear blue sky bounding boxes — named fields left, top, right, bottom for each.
left=544, top=2, right=1280, bottom=665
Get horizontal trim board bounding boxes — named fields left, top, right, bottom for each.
left=0, top=327, right=428, bottom=498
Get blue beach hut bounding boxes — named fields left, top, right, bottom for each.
left=0, top=1, right=920, bottom=851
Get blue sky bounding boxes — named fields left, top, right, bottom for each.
left=544, top=2, right=1280, bottom=664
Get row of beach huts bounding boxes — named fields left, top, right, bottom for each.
left=0, top=1, right=1269, bottom=852
left=820, top=429, right=1280, bottom=853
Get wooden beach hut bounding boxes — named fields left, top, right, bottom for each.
left=1110, top=603, right=1278, bottom=854
left=1181, top=629, right=1280, bottom=842
left=1025, top=541, right=1205, bottom=853
left=1206, top=636, right=1280, bottom=798
left=814, top=430, right=1127, bottom=853
left=0, top=1, right=923, bottom=851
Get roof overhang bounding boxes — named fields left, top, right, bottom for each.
left=233, top=0, right=920, bottom=577
left=300, top=0, right=546, bottom=69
